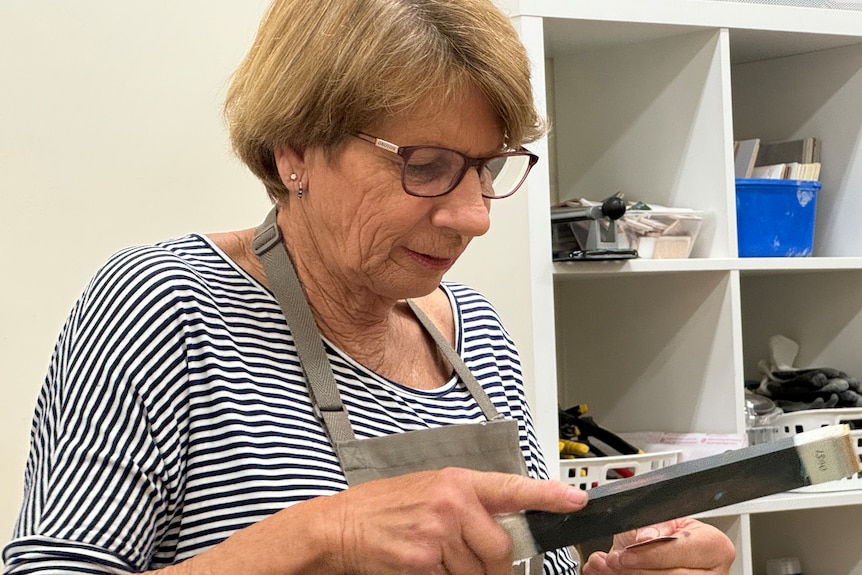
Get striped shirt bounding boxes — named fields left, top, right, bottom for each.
left=3, top=234, right=577, bottom=574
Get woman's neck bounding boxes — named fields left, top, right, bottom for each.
left=209, top=220, right=454, bottom=389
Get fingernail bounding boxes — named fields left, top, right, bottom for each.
left=637, top=527, right=661, bottom=541
left=619, top=550, right=637, bottom=567
left=566, top=486, right=588, bottom=506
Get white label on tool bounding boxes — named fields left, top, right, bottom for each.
left=793, top=424, right=857, bottom=484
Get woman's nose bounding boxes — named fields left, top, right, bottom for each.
left=429, top=167, right=492, bottom=238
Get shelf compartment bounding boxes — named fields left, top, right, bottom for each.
left=549, top=27, right=733, bottom=258
left=740, top=269, right=862, bottom=382
left=554, top=271, right=740, bottom=434
left=750, top=505, right=862, bottom=575
left=732, top=41, right=862, bottom=257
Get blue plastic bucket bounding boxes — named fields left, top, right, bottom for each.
left=735, top=178, right=820, bottom=257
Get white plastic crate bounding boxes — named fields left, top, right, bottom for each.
left=560, top=451, right=682, bottom=491
left=772, top=408, right=862, bottom=492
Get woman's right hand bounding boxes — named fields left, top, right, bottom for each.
left=323, top=467, right=588, bottom=574
left=155, top=468, right=587, bottom=575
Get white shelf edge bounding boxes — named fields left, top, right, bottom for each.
left=736, top=256, right=862, bottom=273
left=553, top=258, right=736, bottom=276
left=497, top=0, right=862, bottom=37
left=553, top=256, right=862, bottom=277
left=695, top=487, right=862, bottom=518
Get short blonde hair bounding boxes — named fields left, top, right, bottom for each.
left=225, top=0, right=545, bottom=200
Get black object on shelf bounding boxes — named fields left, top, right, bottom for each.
left=551, top=195, right=638, bottom=261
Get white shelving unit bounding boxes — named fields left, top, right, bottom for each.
left=459, top=2, right=862, bottom=574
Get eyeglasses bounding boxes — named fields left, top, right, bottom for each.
left=354, top=132, right=538, bottom=199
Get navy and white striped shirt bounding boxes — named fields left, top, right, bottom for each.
left=3, top=234, right=576, bottom=574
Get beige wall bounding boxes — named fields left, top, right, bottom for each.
left=0, top=0, right=539, bottom=550
left=0, top=0, right=274, bottom=543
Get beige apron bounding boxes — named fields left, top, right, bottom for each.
left=253, top=208, right=544, bottom=574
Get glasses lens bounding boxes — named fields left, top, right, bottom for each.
left=484, top=154, right=532, bottom=198
left=402, top=148, right=464, bottom=197
left=399, top=145, right=535, bottom=198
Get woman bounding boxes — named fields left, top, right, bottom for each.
left=3, top=0, right=735, bottom=574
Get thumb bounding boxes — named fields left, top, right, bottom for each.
left=470, top=471, right=588, bottom=515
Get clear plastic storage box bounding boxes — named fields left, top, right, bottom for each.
left=616, top=210, right=705, bottom=259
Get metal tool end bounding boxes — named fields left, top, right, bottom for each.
left=497, top=511, right=541, bottom=562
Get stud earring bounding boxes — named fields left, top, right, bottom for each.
left=289, top=173, right=303, bottom=198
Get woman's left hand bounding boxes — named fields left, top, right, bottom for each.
left=582, top=518, right=735, bottom=575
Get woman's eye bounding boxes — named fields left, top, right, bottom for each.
left=405, top=162, right=444, bottom=183
left=404, top=153, right=454, bottom=185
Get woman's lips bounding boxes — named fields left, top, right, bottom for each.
left=405, top=248, right=456, bottom=270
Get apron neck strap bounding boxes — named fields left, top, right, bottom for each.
left=252, top=207, right=355, bottom=444
left=406, top=300, right=502, bottom=421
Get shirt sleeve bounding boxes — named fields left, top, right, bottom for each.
left=3, top=246, right=190, bottom=574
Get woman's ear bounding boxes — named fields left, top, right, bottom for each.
left=274, top=146, right=306, bottom=189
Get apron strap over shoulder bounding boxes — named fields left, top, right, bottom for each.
left=406, top=299, right=502, bottom=422
left=253, top=207, right=356, bottom=444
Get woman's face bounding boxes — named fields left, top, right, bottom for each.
left=285, top=85, right=504, bottom=301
